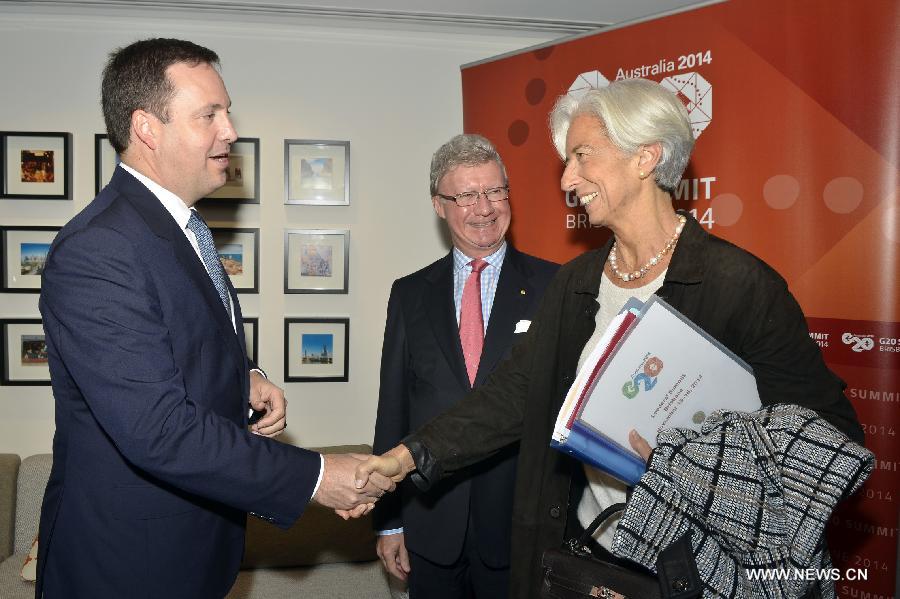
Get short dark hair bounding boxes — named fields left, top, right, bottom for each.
left=101, top=38, right=219, bottom=154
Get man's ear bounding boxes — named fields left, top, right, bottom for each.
left=432, top=196, right=447, bottom=219
left=131, top=109, right=159, bottom=151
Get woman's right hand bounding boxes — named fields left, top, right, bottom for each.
left=629, top=429, right=653, bottom=462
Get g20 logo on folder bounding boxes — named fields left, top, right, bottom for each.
left=622, top=356, right=664, bottom=399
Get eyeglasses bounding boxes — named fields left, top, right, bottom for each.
left=436, top=186, right=509, bottom=207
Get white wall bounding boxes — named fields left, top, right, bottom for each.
left=0, top=8, right=556, bottom=456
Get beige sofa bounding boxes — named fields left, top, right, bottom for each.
left=0, top=447, right=406, bottom=599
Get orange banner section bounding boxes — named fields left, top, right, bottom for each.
left=462, top=0, right=899, bottom=596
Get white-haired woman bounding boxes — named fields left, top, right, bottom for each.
left=362, top=78, right=864, bottom=598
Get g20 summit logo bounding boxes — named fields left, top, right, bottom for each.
left=622, top=356, right=664, bottom=399
left=842, top=332, right=875, bottom=353
left=566, top=69, right=712, bottom=140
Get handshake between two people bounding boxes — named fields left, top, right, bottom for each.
left=312, top=445, right=416, bottom=520
left=310, top=434, right=655, bottom=520
left=246, top=373, right=419, bottom=519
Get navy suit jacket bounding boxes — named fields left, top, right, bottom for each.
left=36, top=168, right=321, bottom=599
left=372, top=246, right=557, bottom=567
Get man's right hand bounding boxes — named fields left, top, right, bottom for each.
left=312, top=453, right=396, bottom=515
left=376, top=533, right=411, bottom=581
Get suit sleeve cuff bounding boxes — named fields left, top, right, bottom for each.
left=377, top=528, right=404, bottom=536
left=310, top=454, right=324, bottom=501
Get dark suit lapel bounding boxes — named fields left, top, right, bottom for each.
left=476, top=246, right=533, bottom=386
left=112, top=169, right=246, bottom=377
left=424, top=253, right=470, bottom=390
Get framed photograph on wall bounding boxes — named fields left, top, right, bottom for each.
left=284, top=229, right=348, bottom=294
left=1, top=132, right=71, bottom=200
left=242, top=317, right=258, bottom=364
left=94, top=134, right=120, bottom=194
left=284, top=139, right=349, bottom=205
left=284, top=317, right=348, bottom=382
left=210, top=227, right=259, bottom=293
left=1, top=319, right=51, bottom=385
left=1, top=226, right=60, bottom=292
left=203, top=137, right=260, bottom=203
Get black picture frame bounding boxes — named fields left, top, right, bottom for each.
left=1, top=226, right=61, bottom=293
left=94, top=133, right=120, bottom=195
left=1, top=318, right=51, bottom=386
left=202, top=137, right=260, bottom=204
left=283, top=317, right=349, bottom=382
left=1, top=131, right=72, bottom=200
left=242, top=317, right=258, bottom=364
left=210, top=227, right=260, bottom=293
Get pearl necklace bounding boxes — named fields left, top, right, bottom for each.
left=609, top=214, right=686, bottom=282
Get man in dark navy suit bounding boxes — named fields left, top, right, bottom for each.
left=36, top=38, right=392, bottom=599
left=372, top=135, right=558, bottom=599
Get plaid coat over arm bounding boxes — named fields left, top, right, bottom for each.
left=612, top=404, right=873, bottom=599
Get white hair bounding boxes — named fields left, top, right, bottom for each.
left=549, top=78, right=694, bottom=192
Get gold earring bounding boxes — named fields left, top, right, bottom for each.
left=639, top=171, right=646, bottom=179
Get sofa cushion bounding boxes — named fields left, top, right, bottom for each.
left=0, top=553, right=32, bottom=599
left=241, top=444, right=378, bottom=569
left=243, top=503, right=377, bottom=568
left=226, top=560, right=391, bottom=599
left=20, top=536, right=38, bottom=582
left=0, top=454, right=21, bottom=562
left=14, top=455, right=51, bottom=555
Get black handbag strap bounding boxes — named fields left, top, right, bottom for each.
left=576, top=502, right=627, bottom=548
left=571, top=502, right=702, bottom=599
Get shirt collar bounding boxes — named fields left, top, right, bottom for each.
left=118, top=163, right=193, bottom=230
left=452, top=241, right=507, bottom=272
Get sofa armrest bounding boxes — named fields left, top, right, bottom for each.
left=241, top=444, right=378, bottom=570
left=14, top=455, right=52, bottom=555
left=311, top=444, right=372, bottom=457
left=0, top=454, right=21, bottom=562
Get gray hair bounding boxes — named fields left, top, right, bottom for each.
left=429, top=134, right=508, bottom=196
left=549, top=78, right=694, bottom=193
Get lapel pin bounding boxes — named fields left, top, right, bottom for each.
left=520, top=289, right=526, bottom=295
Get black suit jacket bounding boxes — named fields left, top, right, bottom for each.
left=36, top=168, right=321, bottom=599
left=372, top=245, right=557, bottom=566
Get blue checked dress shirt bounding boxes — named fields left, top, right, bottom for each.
left=452, top=242, right=507, bottom=332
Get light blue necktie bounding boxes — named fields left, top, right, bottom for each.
left=186, top=210, right=232, bottom=322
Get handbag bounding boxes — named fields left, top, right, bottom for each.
left=540, top=503, right=701, bottom=599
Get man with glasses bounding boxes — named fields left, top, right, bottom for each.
left=372, top=134, right=558, bottom=598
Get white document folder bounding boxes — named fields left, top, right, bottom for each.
left=552, top=295, right=762, bottom=485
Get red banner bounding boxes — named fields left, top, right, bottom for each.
left=462, top=0, right=899, bottom=595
